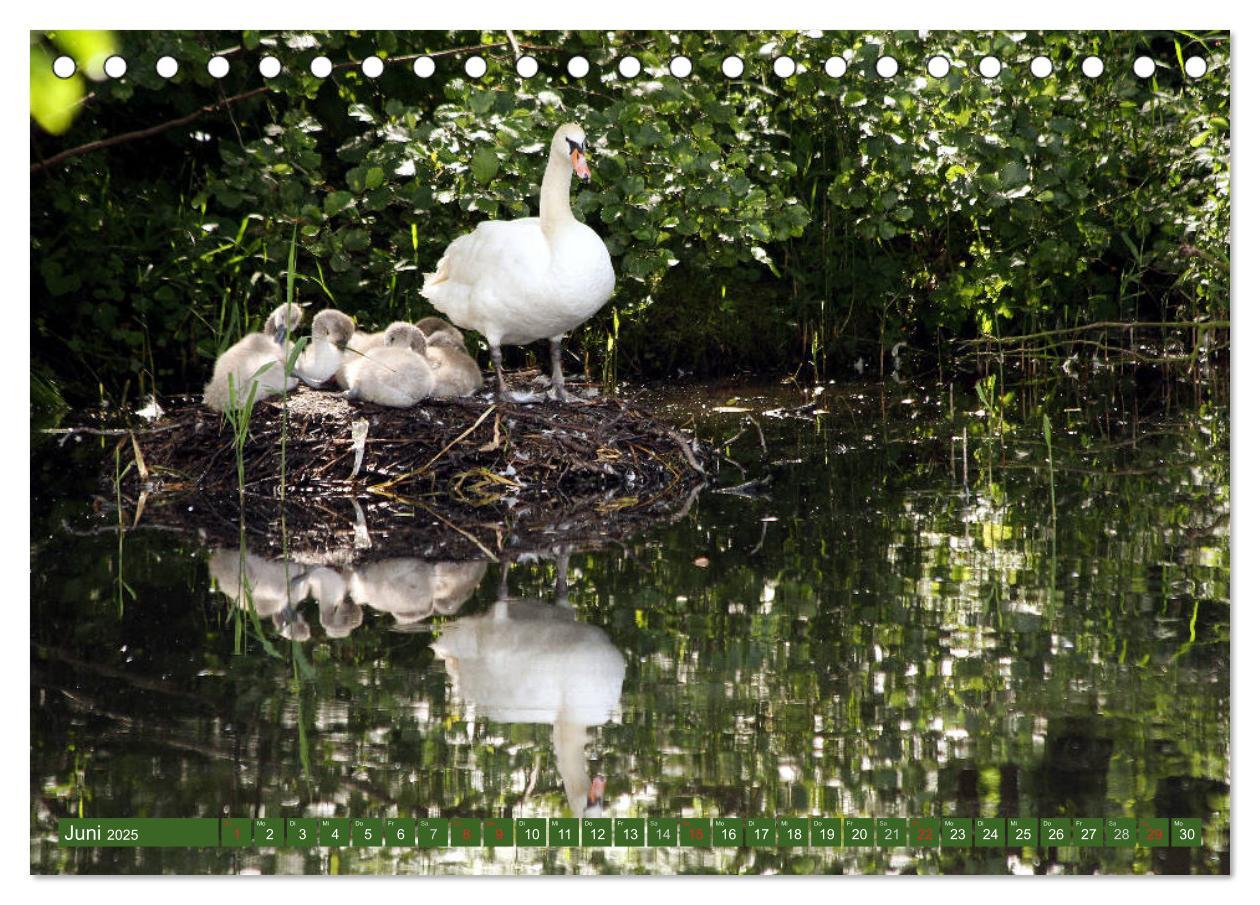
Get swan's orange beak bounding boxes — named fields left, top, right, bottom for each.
left=571, top=148, right=591, bottom=183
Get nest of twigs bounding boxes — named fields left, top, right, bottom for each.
left=111, top=382, right=712, bottom=561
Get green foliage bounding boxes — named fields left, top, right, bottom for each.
left=30, top=30, right=1229, bottom=402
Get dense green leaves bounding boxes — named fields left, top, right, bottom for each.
left=29, top=30, right=1229, bottom=403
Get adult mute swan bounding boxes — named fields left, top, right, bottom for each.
left=422, top=123, right=615, bottom=402
left=202, top=303, right=302, bottom=413
left=432, top=555, right=625, bottom=817
left=342, top=322, right=435, bottom=408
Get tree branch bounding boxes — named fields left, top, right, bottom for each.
left=31, top=86, right=271, bottom=175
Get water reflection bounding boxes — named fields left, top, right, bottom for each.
left=434, top=555, right=626, bottom=817
left=208, top=550, right=488, bottom=640
left=30, top=381, right=1230, bottom=875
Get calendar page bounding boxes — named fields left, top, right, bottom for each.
left=29, top=20, right=1230, bottom=878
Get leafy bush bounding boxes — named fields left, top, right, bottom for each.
left=30, top=30, right=1229, bottom=404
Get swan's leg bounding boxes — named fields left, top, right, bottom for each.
left=554, top=551, right=571, bottom=608
left=491, top=343, right=507, bottom=399
left=546, top=336, right=576, bottom=403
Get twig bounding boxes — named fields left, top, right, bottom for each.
left=31, top=87, right=270, bottom=174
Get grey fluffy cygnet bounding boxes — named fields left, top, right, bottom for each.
left=416, top=316, right=465, bottom=345
left=202, top=303, right=302, bottom=413
left=424, top=331, right=484, bottom=399
left=294, top=309, right=356, bottom=387
left=343, top=322, right=435, bottom=408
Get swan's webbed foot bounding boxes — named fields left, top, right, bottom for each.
left=545, top=382, right=580, bottom=404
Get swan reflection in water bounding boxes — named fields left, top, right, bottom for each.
left=207, top=550, right=487, bottom=640
left=432, top=553, right=626, bottom=817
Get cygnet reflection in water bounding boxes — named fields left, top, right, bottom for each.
left=432, top=553, right=625, bottom=817
left=208, top=548, right=488, bottom=640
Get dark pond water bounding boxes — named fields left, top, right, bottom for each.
left=30, top=380, right=1230, bottom=875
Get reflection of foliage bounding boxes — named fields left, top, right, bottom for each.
left=30, top=30, right=1228, bottom=406
left=31, top=384, right=1228, bottom=874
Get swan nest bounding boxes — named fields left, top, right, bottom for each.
left=115, top=382, right=712, bottom=561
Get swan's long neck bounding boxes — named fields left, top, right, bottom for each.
left=539, top=153, right=576, bottom=234
left=553, top=719, right=591, bottom=816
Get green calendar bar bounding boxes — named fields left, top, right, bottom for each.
left=1040, top=818, right=1069, bottom=847
left=485, top=818, right=514, bottom=847
left=416, top=818, right=449, bottom=848
left=908, top=817, right=940, bottom=848
left=1171, top=818, right=1202, bottom=847
left=680, top=818, right=711, bottom=847
left=845, top=817, right=874, bottom=847
left=1072, top=818, right=1104, bottom=847
left=57, top=818, right=219, bottom=847
left=221, top=818, right=251, bottom=847
left=254, top=818, right=284, bottom=847
left=583, top=818, right=612, bottom=846
left=975, top=817, right=1005, bottom=848
left=517, top=818, right=548, bottom=847
left=1107, top=817, right=1137, bottom=847
left=54, top=816, right=1205, bottom=849
left=550, top=818, right=580, bottom=847
left=385, top=818, right=415, bottom=846
left=714, top=818, right=743, bottom=846
left=648, top=817, right=677, bottom=846
left=1138, top=818, right=1170, bottom=846
left=613, top=818, right=645, bottom=847
left=1008, top=818, right=1037, bottom=847
left=877, top=817, right=907, bottom=848
left=810, top=817, right=842, bottom=847
left=286, top=818, right=317, bottom=847
left=352, top=818, right=383, bottom=847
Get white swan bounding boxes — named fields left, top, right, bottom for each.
left=424, top=331, right=483, bottom=399
left=293, top=309, right=355, bottom=387
left=342, top=322, right=435, bottom=408
left=432, top=558, right=624, bottom=817
left=202, top=303, right=302, bottom=413
left=422, top=123, right=615, bottom=401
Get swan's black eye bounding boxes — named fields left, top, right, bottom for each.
left=566, top=137, right=584, bottom=153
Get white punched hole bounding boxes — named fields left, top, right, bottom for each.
left=670, top=56, right=693, bottom=78
left=876, top=55, right=899, bottom=78
left=618, top=56, right=641, bottom=78
left=361, top=56, right=384, bottom=78
left=773, top=55, right=796, bottom=78
left=1081, top=55, right=1104, bottom=78
left=103, top=55, right=127, bottom=79
left=927, top=55, right=950, bottom=79
left=52, top=55, right=76, bottom=79
left=1132, top=56, right=1156, bottom=78
left=310, top=56, right=332, bottom=78
left=1030, top=56, right=1053, bottom=78
left=824, top=56, right=847, bottom=78
left=207, top=56, right=229, bottom=79
left=464, top=55, right=487, bottom=78
left=155, top=56, right=178, bottom=78
left=978, top=55, right=1001, bottom=79
left=413, top=56, right=435, bottom=78
left=567, top=55, right=590, bottom=78
left=1185, top=55, right=1207, bottom=79
left=516, top=55, right=539, bottom=78
left=259, top=55, right=281, bottom=78
left=721, top=55, right=744, bottom=78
